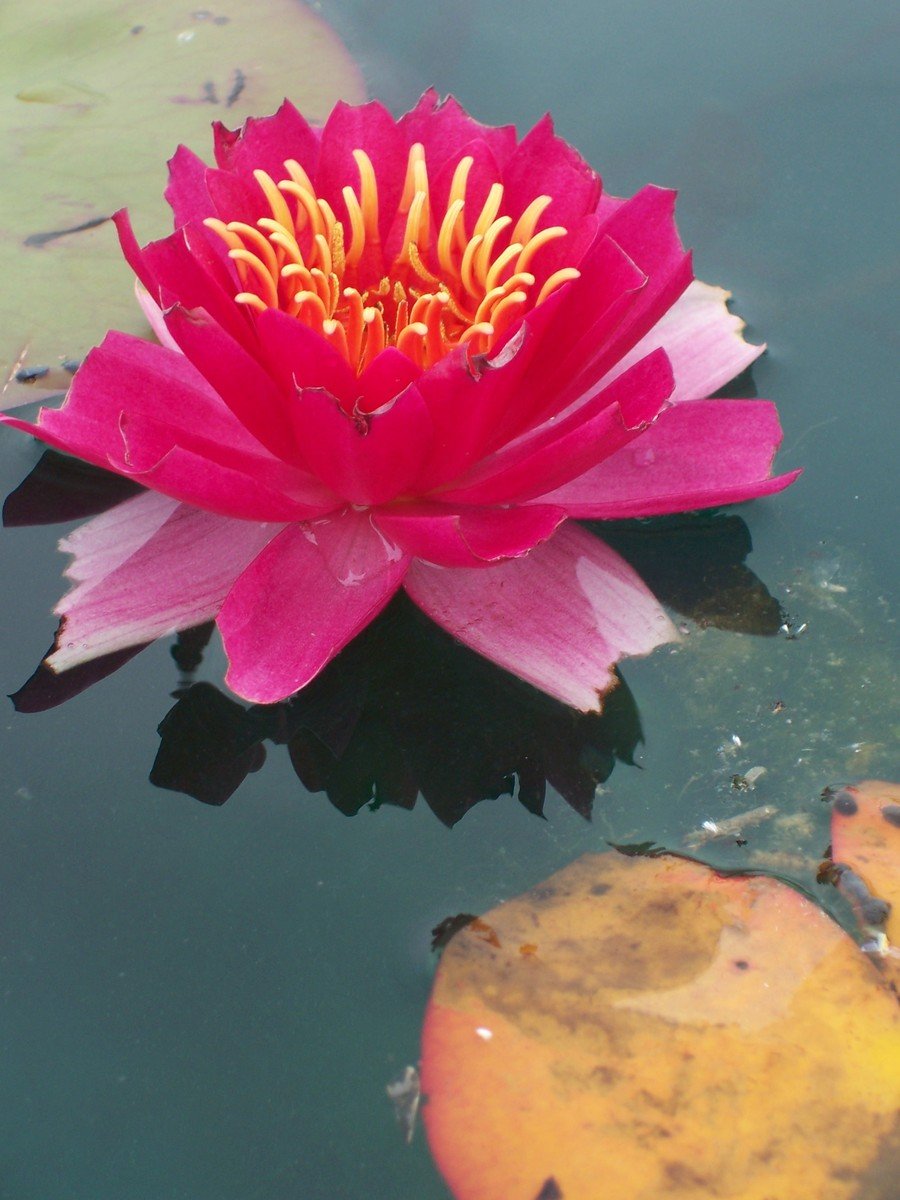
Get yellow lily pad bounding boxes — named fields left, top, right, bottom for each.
left=0, top=0, right=364, bottom=397
left=421, top=852, right=900, bottom=1200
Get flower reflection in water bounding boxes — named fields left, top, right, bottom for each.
left=8, top=450, right=784, bottom=824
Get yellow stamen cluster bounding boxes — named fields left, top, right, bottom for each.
left=204, top=143, right=581, bottom=373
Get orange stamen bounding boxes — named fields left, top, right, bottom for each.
left=205, top=144, right=581, bottom=374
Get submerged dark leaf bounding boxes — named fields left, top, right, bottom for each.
left=3, top=449, right=142, bottom=527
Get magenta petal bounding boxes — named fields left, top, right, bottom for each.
left=293, top=384, right=434, bottom=505
left=164, top=144, right=214, bottom=228
left=398, top=90, right=517, bottom=175
left=355, top=347, right=422, bottom=414
left=404, top=523, right=677, bottom=711
left=134, top=283, right=181, bottom=352
left=162, top=306, right=299, bottom=460
left=2, top=333, right=340, bottom=521
left=49, top=493, right=282, bottom=671
left=588, top=186, right=693, bottom=363
left=601, top=279, right=765, bottom=401
left=218, top=508, right=409, bottom=703
left=315, top=100, right=408, bottom=247
left=212, top=99, right=321, bottom=179
left=439, top=348, right=674, bottom=505
left=372, top=501, right=566, bottom=567
left=135, top=223, right=253, bottom=348
left=501, top=114, right=601, bottom=234
left=541, top=399, right=801, bottom=517
left=255, top=308, right=359, bottom=406
left=483, top=233, right=647, bottom=444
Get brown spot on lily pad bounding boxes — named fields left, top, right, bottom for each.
left=421, top=852, right=900, bottom=1199
left=831, top=780, right=900, bottom=992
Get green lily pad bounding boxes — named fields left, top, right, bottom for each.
left=0, top=0, right=364, bottom=399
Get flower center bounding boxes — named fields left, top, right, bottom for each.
left=204, top=142, right=580, bottom=373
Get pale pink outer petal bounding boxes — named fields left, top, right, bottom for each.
left=601, top=280, right=764, bottom=401
left=403, top=523, right=678, bottom=711
left=134, top=282, right=181, bottom=353
left=49, top=492, right=282, bottom=671
left=539, top=399, right=801, bottom=518
left=218, top=508, right=410, bottom=704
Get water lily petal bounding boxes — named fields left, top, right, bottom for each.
left=162, top=306, right=300, bottom=459
left=315, top=99, right=407, bottom=253
left=591, top=185, right=694, bottom=364
left=218, top=508, right=409, bottom=703
left=404, top=523, right=677, bottom=711
left=134, top=282, right=181, bottom=352
left=603, top=279, right=765, bottom=400
left=2, top=333, right=338, bottom=521
left=356, top=347, right=423, bottom=414
left=293, top=384, right=434, bottom=505
left=48, top=493, right=281, bottom=671
left=373, top=501, right=566, bottom=567
left=439, top=348, right=674, bottom=505
left=501, top=113, right=601, bottom=237
left=255, top=308, right=359, bottom=407
left=212, top=99, right=320, bottom=180
left=413, top=319, right=556, bottom=490
left=541, top=399, right=801, bottom=517
left=164, top=144, right=214, bottom=228
left=399, top=90, right=517, bottom=175
left=115, top=212, right=252, bottom=348
left=484, top=233, right=647, bottom=445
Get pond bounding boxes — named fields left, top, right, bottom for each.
left=0, top=2, right=897, bottom=1197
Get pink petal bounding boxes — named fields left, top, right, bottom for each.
left=404, top=523, right=677, bottom=711
left=589, top=185, right=694, bottom=365
left=315, top=100, right=408, bottom=251
left=48, top=493, right=281, bottom=671
left=540, top=399, right=801, bottom=518
left=601, top=279, right=765, bottom=401
left=356, top=348, right=423, bottom=414
left=212, top=99, right=321, bottom=180
left=164, top=144, right=214, bottom=228
left=293, top=384, right=434, bottom=506
left=372, top=501, right=566, bottom=567
left=217, top=508, right=409, bottom=703
left=115, top=214, right=252, bottom=349
left=438, top=349, right=674, bottom=505
left=501, top=114, right=601, bottom=236
left=2, top=333, right=340, bottom=521
left=134, top=283, right=181, bottom=352
left=162, top=306, right=299, bottom=460
left=412, top=310, right=560, bottom=490
left=255, top=308, right=359, bottom=407
left=484, top=233, right=647, bottom=445
left=398, top=90, right=517, bottom=175
left=205, top=167, right=270, bottom=229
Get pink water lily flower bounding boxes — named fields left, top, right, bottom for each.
left=3, top=91, right=798, bottom=707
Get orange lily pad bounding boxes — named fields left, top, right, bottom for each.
left=830, top=779, right=900, bottom=993
left=421, top=852, right=900, bottom=1200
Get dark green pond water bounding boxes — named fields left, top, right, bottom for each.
left=1, top=2, right=897, bottom=1197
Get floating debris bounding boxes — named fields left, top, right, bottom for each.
left=684, top=802, right=778, bottom=848
left=731, top=765, right=768, bottom=792
left=386, top=1065, right=420, bottom=1145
